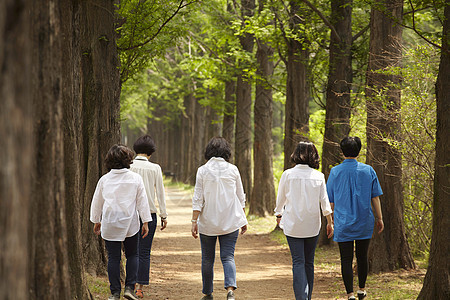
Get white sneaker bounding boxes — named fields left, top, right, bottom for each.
left=124, top=286, right=138, bottom=300
left=357, top=290, right=367, bottom=299
left=227, top=290, right=235, bottom=300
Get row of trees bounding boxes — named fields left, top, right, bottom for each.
left=0, top=0, right=448, bottom=298
left=119, top=0, right=449, bottom=296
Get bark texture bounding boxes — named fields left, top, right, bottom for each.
left=365, top=0, right=415, bottom=272
left=417, top=2, right=450, bottom=298
left=319, top=0, right=352, bottom=246
left=250, top=33, right=276, bottom=216
left=223, top=80, right=236, bottom=161
left=28, top=1, right=72, bottom=298
left=0, top=1, right=32, bottom=299
left=79, top=0, right=122, bottom=276
left=235, top=0, right=255, bottom=200
left=284, top=1, right=309, bottom=170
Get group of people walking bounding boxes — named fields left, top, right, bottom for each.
left=90, top=135, right=384, bottom=300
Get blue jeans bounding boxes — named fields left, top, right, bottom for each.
left=137, top=213, right=157, bottom=285
left=286, top=234, right=319, bottom=300
left=200, top=230, right=239, bottom=295
left=104, top=232, right=139, bottom=295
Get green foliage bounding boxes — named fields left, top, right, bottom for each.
left=116, top=0, right=197, bottom=82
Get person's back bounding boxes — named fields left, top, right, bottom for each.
left=327, top=159, right=381, bottom=242
left=326, top=136, right=383, bottom=300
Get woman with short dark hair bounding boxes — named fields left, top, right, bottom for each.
left=274, top=141, right=334, bottom=300
left=90, top=144, right=152, bottom=300
left=130, top=135, right=167, bottom=299
left=191, top=137, right=248, bottom=300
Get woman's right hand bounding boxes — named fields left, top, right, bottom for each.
left=191, top=222, right=198, bottom=239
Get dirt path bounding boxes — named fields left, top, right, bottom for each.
left=140, top=186, right=340, bottom=300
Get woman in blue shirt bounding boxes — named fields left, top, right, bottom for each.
left=326, top=137, right=384, bottom=300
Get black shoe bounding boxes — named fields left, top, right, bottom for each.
left=200, top=294, right=213, bottom=300
left=357, top=290, right=367, bottom=299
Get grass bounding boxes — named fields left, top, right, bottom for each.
left=86, top=273, right=110, bottom=299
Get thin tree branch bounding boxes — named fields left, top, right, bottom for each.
left=300, top=0, right=341, bottom=42
left=120, top=0, right=197, bottom=51
left=352, top=25, right=369, bottom=43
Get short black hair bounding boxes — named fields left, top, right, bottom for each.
left=133, top=135, right=156, bottom=156
left=204, top=137, right=231, bottom=161
left=340, top=136, right=362, bottom=157
left=105, top=144, right=134, bottom=171
left=290, top=141, right=320, bottom=169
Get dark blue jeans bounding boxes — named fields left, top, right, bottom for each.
left=200, top=230, right=239, bottom=295
left=286, top=234, right=319, bottom=300
left=137, top=213, right=157, bottom=285
left=104, top=232, right=139, bottom=295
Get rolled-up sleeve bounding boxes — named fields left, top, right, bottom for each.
left=326, top=169, right=335, bottom=203
left=136, top=177, right=152, bottom=223
left=155, top=166, right=168, bottom=218
left=274, top=171, right=287, bottom=215
left=192, top=168, right=204, bottom=211
left=320, top=177, right=333, bottom=216
left=90, top=179, right=104, bottom=223
left=235, top=168, right=246, bottom=208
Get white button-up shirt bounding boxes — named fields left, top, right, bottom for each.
left=192, top=157, right=248, bottom=236
left=274, top=164, right=332, bottom=238
left=90, top=169, right=152, bottom=241
left=130, top=156, right=167, bottom=218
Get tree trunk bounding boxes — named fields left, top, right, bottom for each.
left=250, top=0, right=275, bottom=216
left=365, top=0, right=415, bottom=272
left=28, top=1, right=72, bottom=298
left=284, top=1, right=309, bottom=170
left=319, top=0, right=352, bottom=246
left=235, top=0, right=255, bottom=201
left=80, top=0, right=121, bottom=275
left=417, top=2, right=450, bottom=298
left=0, top=1, right=32, bottom=299
left=223, top=80, right=236, bottom=160
left=60, top=0, right=93, bottom=297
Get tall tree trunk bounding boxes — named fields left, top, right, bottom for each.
left=223, top=80, right=236, bottom=162
left=29, top=0, right=72, bottom=298
left=365, top=0, right=415, bottom=272
left=284, top=1, right=309, bottom=170
left=250, top=0, right=275, bottom=216
left=60, top=0, right=93, bottom=297
left=0, top=1, right=32, bottom=298
left=80, top=0, right=121, bottom=275
left=319, top=0, right=352, bottom=246
left=418, top=2, right=450, bottom=298
left=235, top=0, right=255, bottom=201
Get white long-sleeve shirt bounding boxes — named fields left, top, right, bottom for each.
left=192, top=157, right=248, bottom=236
left=274, top=164, right=332, bottom=238
left=90, top=169, right=152, bottom=241
left=130, top=156, right=167, bottom=218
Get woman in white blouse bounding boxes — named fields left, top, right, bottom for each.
left=90, top=144, right=152, bottom=300
left=191, top=137, right=248, bottom=300
left=130, top=135, right=168, bottom=299
left=274, top=141, right=334, bottom=300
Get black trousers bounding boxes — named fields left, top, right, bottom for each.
left=338, top=239, right=371, bottom=294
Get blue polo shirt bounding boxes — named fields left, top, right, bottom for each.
left=327, top=159, right=383, bottom=242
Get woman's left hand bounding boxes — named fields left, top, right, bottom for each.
left=191, top=222, right=198, bottom=239
left=240, top=225, right=247, bottom=235
left=326, top=223, right=334, bottom=238
left=93, top=223, right=101, bottom=236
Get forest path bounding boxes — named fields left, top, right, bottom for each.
left=142, top=185, right=340, bottom=300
